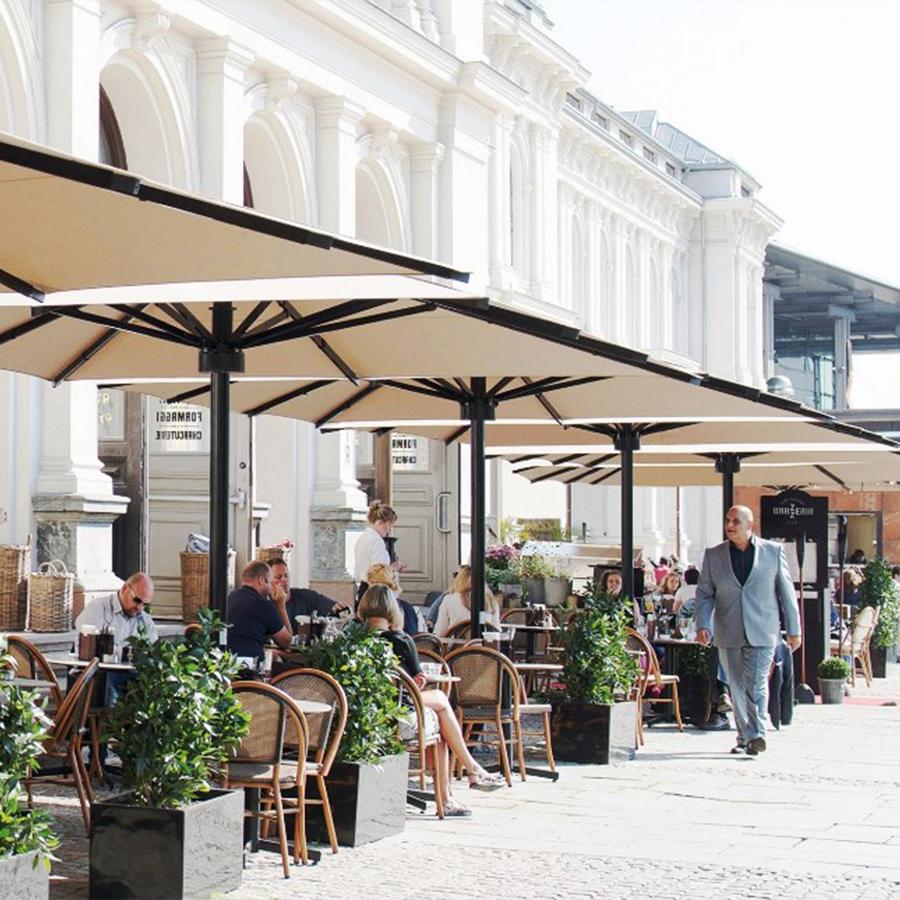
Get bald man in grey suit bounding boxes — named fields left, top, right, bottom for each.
left=696, top=506, right=802, bottom=756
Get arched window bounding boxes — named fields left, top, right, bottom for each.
left=99, top=86, right=127, bottom=169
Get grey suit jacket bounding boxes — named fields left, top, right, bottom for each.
left=695, top=537, right=801, bottom=648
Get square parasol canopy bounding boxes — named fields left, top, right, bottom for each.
left=96, top=320, right=893, bottom=628
left=0, top=133, right=476, bottom=609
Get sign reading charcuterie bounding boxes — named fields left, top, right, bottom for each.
left=149, top=400, right=209, bottom=453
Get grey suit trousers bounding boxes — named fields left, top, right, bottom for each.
left=720, top=645, right=775, bottom=743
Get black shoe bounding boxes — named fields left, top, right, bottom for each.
left=730, top=743, right=745, bottom=755
left=746, top=737, right=767, bottom=756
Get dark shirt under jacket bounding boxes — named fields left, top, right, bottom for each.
left=285, top=588, right=337, bottom=634
left=226, top=584, right=284, bottom=660
left=729, top=538, right=756, bottom=587
left=377, top=629, right=422, bottom=678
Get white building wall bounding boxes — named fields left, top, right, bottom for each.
left=0, top=0, right=785, bottom=590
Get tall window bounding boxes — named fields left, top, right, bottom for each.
left=99, top=86, right=127, bottom=169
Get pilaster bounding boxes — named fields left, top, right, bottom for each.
left=315, top=97, right=365, bottom=234
left=409, top=142, right=444, bottom=259
left=530, top=123, right=559, bottom=301
left=487, top=112, right=514, bottom=290
left=196, top=38, right=253, bottom=203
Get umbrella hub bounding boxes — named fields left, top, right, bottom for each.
left=199, top=344, right=245, bottom=374
left=460, top=394, right=497, bottom=422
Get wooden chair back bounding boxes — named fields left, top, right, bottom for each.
left=626, top=628, right=660, bottom=694
left=49, top=659, right=99, bottom=744
left=445, top=620, right=472, bottom=641
left=230, top=682, right=308, bottom=775
left=412, top=633, right=443, bottom=654
left=270, top=668, right=347, bottom=776
left=6, top=635, right=64, bottom=708
left=445, top=646, right=520, bottom=718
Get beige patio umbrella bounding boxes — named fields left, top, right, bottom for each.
left=0, top=133, right=475, bottom=608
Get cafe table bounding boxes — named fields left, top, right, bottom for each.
left=648, top=635, right=720, bottom=727
left=504, top=622, right=559, bottom=662
left=0, top=676, right=56, bottom=690
left=44, top=653, right=135, bottom=672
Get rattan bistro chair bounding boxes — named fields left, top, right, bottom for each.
left=270, top=668, right=347, bottom=854
left=225, top=682, right=309, bottom=877
left=24, top=659, right=99, bottom=835
left=830, top=605, right=878, bottom=687
left=412, top=633, right=444, bottom=654
left=445, top=646, right=525, bottom=786
left=627, top=628, right=683, bottom=732
left=6, top=635, right=64, bottom=710
left=393, top=668, right=447, bottom=820
left=624, top=630, right=653, bottom=747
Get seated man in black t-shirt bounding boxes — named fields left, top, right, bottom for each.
left=268, top=558, right=349, bottom=637
left=226, top=560, right=292, bottom=661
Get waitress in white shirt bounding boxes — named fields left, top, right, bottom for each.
left=354, top=500, right=401, bottom=602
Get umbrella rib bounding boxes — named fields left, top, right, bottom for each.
left=564, top=469, right=600, bottom=484
left=232, top=301, right=273, bottom=340
left=246, top=379, right=338, bottom=418
left=39, top=307, right=198, bottom=347
left=521, top=376, right=564, bottom=426
left=495, top=375, right=608, bottom=403
left=241, top=298, right=398, bottom=348
left=168, top=383, right=215, bottom=404
left=0, top=267, right=45, bottom=302
left=813, top=464, right=848, bottom=489
left=108, top=304, right=200, bottom=343
left=639, top=421, right=698, bottom=437
left=242, top=310, right=291, bottom=338
left=444, top=425, right=470, bottom=445
left=160, top=303, right=215, bottom=342
left=274, top=301, right=360, bottom=383
left=487, top=377, right=517, bottom=399
left=590, top=468, right=621, bottom=486
left=300, top=303, right=439, bottom=342
left=410, top=378, right=467, bottom=402
left=0, top=310, right=60, bottom=346
left=571, top=422, right=617, bottom=439
left=315, top=383, right=383, bottom=429
left=51, top=306, right=147, bottom=385
left=378, top=379, right=462, bottom=402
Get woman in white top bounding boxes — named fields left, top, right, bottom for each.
left=354, top=500, right=400, bottom=602
left=434, top=565, right=501, bottom=637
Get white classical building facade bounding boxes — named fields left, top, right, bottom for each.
left=0, top=0, right=782, bottom=611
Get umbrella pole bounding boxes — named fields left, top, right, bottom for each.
left=203, top=303, right=245, bottom=616
left=715, top=453, right=741, bottom=537
left=464, top=378, right=494, bottom=640
left=614, top=427, right=640, bottom=603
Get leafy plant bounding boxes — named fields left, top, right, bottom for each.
left=558, top=606, right=640, bottom=705
left=675, top=643, right=714, bottom=681
left=576, top=583, right=626, bottom=619
left=514, top=554, right=558, bottom=581
left=486, top=544, right=518, bottom=590
left=298, top=622, right=403, bottom=763
left=107, top=608, right=250, bottom=808
left=818, top=656, right=850, bottom=680
left=859, top=557, right=900, bottom=649
left=0, top=641, right=58, bottom=867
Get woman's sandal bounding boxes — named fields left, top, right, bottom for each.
left=442, top=800, right=472, bottom=817
left=468, top=770, right=506, bottom=792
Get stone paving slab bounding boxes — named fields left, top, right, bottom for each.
left=38, top=665, right=900, bottom=899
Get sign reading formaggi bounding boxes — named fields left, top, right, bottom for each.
left=149, top=400, right=209, bottom=453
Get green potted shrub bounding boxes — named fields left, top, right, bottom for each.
left=0, top=638, right=58, bottom=900
left=860, top=558, right=900, bottom=677
left=297, top=622, right=407, bottom=846
left=515, top=554, right=556, bottom=606
left=89, top=609, right=250, bottom=900
left=818, top=656, right=850, bottom=704
left=548, top=599, right=641, bottom=764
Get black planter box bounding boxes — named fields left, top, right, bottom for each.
left=304, top=752, right=408, bottom=847
left=0, top=849, right=49, bottom=900
left=550, top=700, right=637, bottom=764
left=870, top=645, right=897, bottom=679
left=89, top=789, right=243, bottom=899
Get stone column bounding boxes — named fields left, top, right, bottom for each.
left=409, top=142, right=445, bottom=259
left=196, top=38, right=253, bottom=202
left=37, top=0, right=127, bottom=595
left=487, top=112, right=514, bottom=291
left=530, top=123, right=559, bottom=301
left=311, top=97, right=369, bottom=599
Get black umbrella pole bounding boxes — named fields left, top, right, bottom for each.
left=209, top=370, right=230, bottom=616
left=615, top=428, right=640, bottom=603
left=470, top=392, right=487, bottom=640
left=715, top=453, right=741, bottom=535
left=202, top=303, right=244, bottom=617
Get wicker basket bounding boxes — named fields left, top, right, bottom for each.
left=0, top=543, right=31, bottom=631
left=28, top=560, right=74, bottom=633
left=180, top=550, right=236, bottom=623
left=257, top=546, right=292, bottom=567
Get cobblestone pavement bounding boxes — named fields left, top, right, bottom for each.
left=42, top=665, right=900, bottom=900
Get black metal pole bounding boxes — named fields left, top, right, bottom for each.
left=614, top=427, right=640, bottom=603
left=201, top=304, right=244, bottom=616
left=462, top=378, right=494, bottom=640
left=715, top=453, right=741, bottom=536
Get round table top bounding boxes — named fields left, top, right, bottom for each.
left=45, top=653, right=136, bottom=672
left=423, top=672, right=460, bottom=683
left=0, top=677, right=55, bottom=689
left=503, top=623, right=559, bottom=631
left=293, top=698, right=334, bottom=715
left=513, top=662, right=563, bottom=672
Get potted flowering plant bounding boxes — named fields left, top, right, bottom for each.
left=485, top=544, right=520, bottom=602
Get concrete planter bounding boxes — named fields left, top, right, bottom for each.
left=89, top=789, right=243, bottom=899
left=551, top=700, right=637, bottom=764
left=543, top=576, right=571, bottom=607
left=305, top=752, right=408, bottom=847
left=870, top=645, right=897, bottom=679
left=0, top=850, right=49, bottom=900
left=819, top=678, right=845, bottom=704
left=523, top=577, right=545, bottom=605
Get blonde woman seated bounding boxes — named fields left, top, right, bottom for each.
left=358, top=585, right=505, bottom=816
left=366, top=562, right=423, bottom=635
left=434, top=565, right=501, bottom=637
